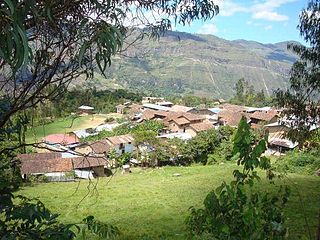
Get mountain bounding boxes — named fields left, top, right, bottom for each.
left=86, top=31, right=299, bottom=99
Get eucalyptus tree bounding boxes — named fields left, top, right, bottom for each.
left=275, top=0, right=320, bottom=144
left=0, top=0, right=219, bottom=130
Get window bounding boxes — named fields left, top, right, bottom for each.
left=119, top=143, right=124, bottom=149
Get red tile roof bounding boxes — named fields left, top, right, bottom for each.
left=18, top=154, right=106, bottom=174
left=170, top=105, right=193, bottom=113
left=89, top=140, right=112, bottom=154
left=218, top=110, right=247, bottom=127
left=250, top=110, right=278, bottom=122
left=43, top=134, right=79, bottom=145
left=170, top=117, right=190, bottom=125
left=189, top=122, right=214, bottom=132
left=221, top=104, right=246, bottom=112
left=20, top=158, right=73, bottom=174
left=72, top=156, right=106, bottom=169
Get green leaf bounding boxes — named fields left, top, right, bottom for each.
left=78, top=41, right=89, bottom=66
left=4, top=0, right=15, bottom=14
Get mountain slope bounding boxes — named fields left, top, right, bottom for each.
left=93, top=31, right=298, bottom=98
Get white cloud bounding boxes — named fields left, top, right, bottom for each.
left=253, top=11, right=289, bottom=21
left=264, top=25, right=273, bottom=30
left=197, top=23, right=218, bottom=35
left=215, top=0, right=248, bottom=17
left=215, top=0, right=296, bottom=22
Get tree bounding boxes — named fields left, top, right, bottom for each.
left=275, top=0, right=320, bottom=145
left=0, top=1, right=220, bottom=238
left=230, top=78, right=270, bottom=107
left=0, top=0, right=219, bottom=130
left=186, top=118, right=290, bottom=239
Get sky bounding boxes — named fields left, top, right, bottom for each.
left=173, top=0, right=308, bottom=44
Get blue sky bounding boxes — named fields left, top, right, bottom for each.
left=174, top=0, right=308, bottom=44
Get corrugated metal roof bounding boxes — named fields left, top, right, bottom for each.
left=143, top=103, right=171, bottom=111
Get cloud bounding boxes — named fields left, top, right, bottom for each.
left=215, top=0, right=295, bottom=22
left=215, top=0, right=248, bottom=16
left=197, top=23, right=218, bottom=35
left=253, top=11, right=289, bottom=21
left=264, top=25, right=273, bottom=30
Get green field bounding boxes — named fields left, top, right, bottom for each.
left=18, top=164, right=320, bottom=239
left=26, top=114, right=108, bottom=143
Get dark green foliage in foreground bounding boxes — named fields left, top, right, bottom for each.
left=274, top=148, right=320, bottom=175
left=0, top=196, right=119, bottom=239
left=186, top=118, right=290, bottom=239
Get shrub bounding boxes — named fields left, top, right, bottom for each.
left=186, top=118, right=290, bottom=240
left=274, top=148, right=320, bottom=175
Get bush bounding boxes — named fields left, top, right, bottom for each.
left=186, top=118, right=290, bottom=240
left=274, top=148, right=320, bottom=175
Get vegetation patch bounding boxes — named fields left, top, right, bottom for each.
left=18, top=164, right=320, bottom=240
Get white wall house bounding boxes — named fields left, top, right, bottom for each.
left=106, top=134, right=135, bottom=155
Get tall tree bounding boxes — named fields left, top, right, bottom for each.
left=275, top=0, right=320, bottom=144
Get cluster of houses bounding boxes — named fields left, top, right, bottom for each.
left=18, top=96, right=319, bottom=182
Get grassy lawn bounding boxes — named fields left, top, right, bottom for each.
left=18, top=164, right=320, bottom=239
left=25, top=114, right=108, bottom=143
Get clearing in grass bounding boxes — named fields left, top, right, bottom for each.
left=25, top=114, right=111, bottom=143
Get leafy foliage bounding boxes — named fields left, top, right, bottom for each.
left=275, top=0, right=320, bottom=144
left=0, top=195, right=121, bottom=239
left=186, top=118, right=290, bottom=240
left=274, top=147, right=320, bottom=175
left=0, top=195, right=76, bottom=239
left=180, top=126, right=235, bottom=164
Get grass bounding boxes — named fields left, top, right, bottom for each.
left=17, top=163, right=320, bottom=239
left=25, top=114, right=108, bottom=143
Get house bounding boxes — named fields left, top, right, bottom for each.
left=249, top=110, right=278, bottom=125
left=127, top=103, right=142, bottom=119
left=220, top=103, right=247, bottom=113
left=246, top=106, right=271, bottom=113
left=142, top=97, right=164, bottom=104
left=188, top=108, right=217, bottom=116
left=218, top=110, right=248, bottom=127
left=18, top=152, right=74, bottom=181
left=72, top=156, right=106, bottom=178
left=116, top=104, right=125, bottom=114
left=43, top=134, right=80, bottom=146
left=156, top=101, right=174, bottom=107
left=106, top=134, right=135, bottom=155
left=164, top=112, right=206, bottom=133
left=71, top=128, right=98, bottom=139
left=78, top=105, right=94, bottom=115
left=185, top=122, right=214, bottom=137
left=18, top=153, right=106, bottom=181
left=142, top=103, right=171, bottom=112
left=170, top=105, right=194, bottom=113
left=141, top=109, right=169, bottom=121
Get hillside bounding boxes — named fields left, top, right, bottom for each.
left=81, top=31, right=299, bottom=99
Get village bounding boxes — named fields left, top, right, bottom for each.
left=18, top=96, right=317, bottom=182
